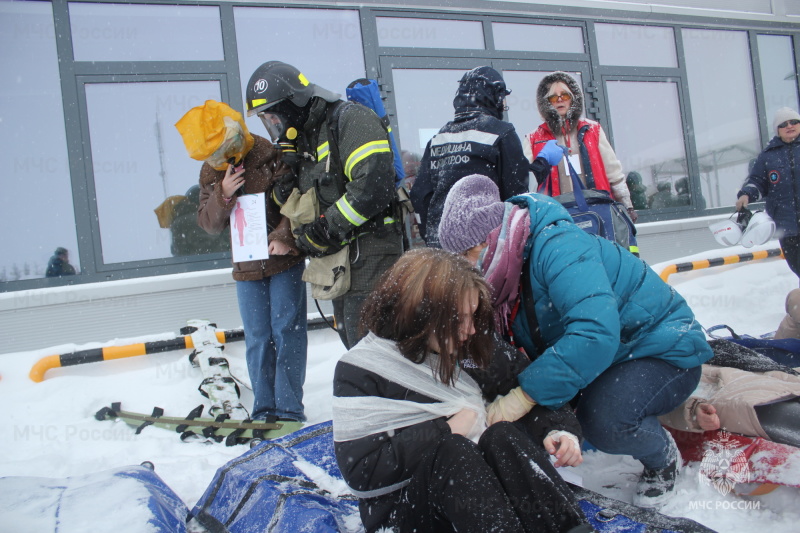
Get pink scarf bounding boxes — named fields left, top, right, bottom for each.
left=479, top=204, right=531, bottom=334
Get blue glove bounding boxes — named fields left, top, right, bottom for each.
left=537, top=140, right=567, bottom=166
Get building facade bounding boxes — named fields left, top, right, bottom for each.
left=2, top=0, right=799, bottom=352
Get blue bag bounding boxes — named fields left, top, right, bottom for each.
left=555, top=160, right=638, bottom=255
left=346, top=79, right=405, bottom=187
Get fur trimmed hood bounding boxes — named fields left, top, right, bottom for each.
left=536, top=71, right=584, bottom=135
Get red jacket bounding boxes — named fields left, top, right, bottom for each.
left=530, top=120, right=612, bottom=197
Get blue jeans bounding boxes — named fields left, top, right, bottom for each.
left=236, top=262, right=308, bottom=421
left=576, top=358, right=701, bottom=470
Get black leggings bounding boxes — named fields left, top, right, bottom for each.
left=754, top=397, right=800, bottom=448
left=384, top=423, right=588, bottom=533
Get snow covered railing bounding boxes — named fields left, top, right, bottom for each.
left=28, top=328, right=244, bottom=383
left=659, top=248, right=784, bottom=282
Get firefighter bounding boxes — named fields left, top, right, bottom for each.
left=246, top=61, right=403, bottom=349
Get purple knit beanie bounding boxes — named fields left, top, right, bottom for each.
left=438, top=174, right=506, bottom=253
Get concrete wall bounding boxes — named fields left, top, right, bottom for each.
left=0, top=214, right=733, bottom=355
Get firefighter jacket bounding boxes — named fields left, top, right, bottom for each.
left=293, top=98, right=403, bottom=291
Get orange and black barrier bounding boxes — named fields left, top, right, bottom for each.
left=29, top=329, right=244, bottom=383
left=659, top=248, right=784, bottom=283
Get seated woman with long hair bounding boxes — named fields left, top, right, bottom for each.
left=332, top=248, right=590, bottom=533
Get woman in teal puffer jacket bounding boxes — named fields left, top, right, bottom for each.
left=438, top=174, right=713, bottom=509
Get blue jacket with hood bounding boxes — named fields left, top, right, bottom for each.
left=739, top=136, right=800, bottom=237
left=509, top=193, right=713, bottom=409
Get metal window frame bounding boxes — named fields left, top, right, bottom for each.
left=4, top=0, right=799, bottom=291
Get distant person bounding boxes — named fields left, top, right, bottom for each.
left=176, top=99, right=307, bottom=423
left=332, top=248, right=590, bottom=533
left=674, top=177, right=705, bottom=210
left=648, top=181, right=675, bottom=209
left=400, top=150, right=421, bottom=190
left=45, top=247, right=76, bottom=277
left=438, top=175, right=713, bottom=508
left=525, top=71, right=638, bottom=222
left=736, top=107, right=800, bottom=278
left=409, top=66, right=533, bottom=248
left=156, top=185, right=229, bottom=256
left=626, top=171, right=648, bottom=211
left=399, top=150, right=424, bottom=249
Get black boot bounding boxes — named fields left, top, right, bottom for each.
left=634, top=432, right=681, bottom=509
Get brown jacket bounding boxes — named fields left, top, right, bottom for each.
left=197, top=135, right=303, bottom=281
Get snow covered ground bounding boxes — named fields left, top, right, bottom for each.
left=1, top=241, right=798, bottom=532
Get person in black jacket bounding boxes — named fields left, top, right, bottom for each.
left=332, top=248, right=590, bottom=533
left=410, top=66, right=557, bottom=248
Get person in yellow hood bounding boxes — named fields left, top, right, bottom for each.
left=176, top=100, right=308, bottom=423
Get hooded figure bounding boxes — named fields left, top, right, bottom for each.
left=648, top=181, right=675, bottom=209
left=409, top=66, right=530, bottom=248
left=167, top=185, right=230, bottom=256
left=626, top=171, right=649, bottom=210
left=526, top=71, right=637, bottom=221
left=45, top=247, right=76, bottom=277
left=674, top=176, right=705, bottom=209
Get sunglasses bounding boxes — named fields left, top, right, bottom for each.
left=547, top=93, right=572, bottom=104
left=778, top=119, right=800, bottom=129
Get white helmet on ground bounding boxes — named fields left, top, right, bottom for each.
left=740, top=210, right=776, bottom=248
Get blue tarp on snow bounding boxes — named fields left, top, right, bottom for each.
left=0, top=465, right=188, bottom=533
left=189, top=421, right=360, bottom=533
left=1, top=421, right=716, bottom=532
left=191, top=421, right=714, bottom=533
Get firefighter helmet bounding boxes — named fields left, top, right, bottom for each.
left=245, top=61, right=339, bottom=117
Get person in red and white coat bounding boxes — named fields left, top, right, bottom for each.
left=525, top=71, right=638, bottom=223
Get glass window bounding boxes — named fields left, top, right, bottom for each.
left=85, top=81, right=222, bottom=264
left=376, top=17, right=484, bottom=49
left=682, top=29, right=761, bottom=209
left=595, top=23, right=677, bottom=68
left=492, top=23, right=584, bottom=54
left=390, top=68, right=470, bottom=163
left=605, top=81, right=695, bottom=211
left=1, top=1, right=78, bottom=282
left=234, top=7, right=365, bottom=136
left=69, top=3, right=223, bottom=61
left=757, top=34, right=800, bottom=127
left=504, top=70, right=583, bottom=147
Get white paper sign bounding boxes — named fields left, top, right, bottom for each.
left=568, top=153, right=583, bottom=174
left=230, top=192, right=269, bottom=263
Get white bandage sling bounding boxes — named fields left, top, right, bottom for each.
left=333, top=333, right=487, bottom=445
left=332, top=333, right=487, bottom=498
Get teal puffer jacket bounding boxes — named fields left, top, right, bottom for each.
left=509, top=193, right=712, bottom=409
